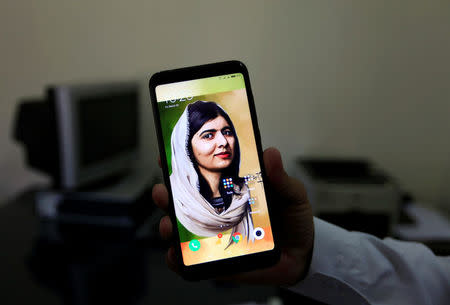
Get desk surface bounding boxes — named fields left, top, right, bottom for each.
left=7, top=190, right=447, bottom=304
left=0, top=189, right=282, bottom=305
left=393, top=203, right=450, bottom=256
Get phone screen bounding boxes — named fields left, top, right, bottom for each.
left=155, top=73, right=274, bottom=266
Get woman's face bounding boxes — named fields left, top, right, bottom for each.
left=191, top=115, right=235, bottom=172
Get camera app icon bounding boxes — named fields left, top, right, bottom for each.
left=253, top=227, right=265, bottom=240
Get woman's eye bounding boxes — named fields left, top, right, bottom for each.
left=202, top=133, right=214, bottom=139
left=222, top=129, right=233, bottom=136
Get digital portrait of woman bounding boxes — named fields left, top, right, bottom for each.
left=169, top=101, right=254, bottom=247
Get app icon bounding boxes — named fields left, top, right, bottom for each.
left=216, top=233, right=223, bottom=245
left=253, top=227, right=265, bottom=240
left=232, top=232, right=242, bottom=243
left=188, top=239, right=201, bottom=251
left=222, top=178, right=234, bottom=189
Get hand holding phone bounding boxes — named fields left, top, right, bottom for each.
left=153, top=147, right=314, bottom=285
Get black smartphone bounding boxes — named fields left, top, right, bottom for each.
left=149, top=61, right=280, bottom=280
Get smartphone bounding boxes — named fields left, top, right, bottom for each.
left=149, top=61, right=280, bottom=280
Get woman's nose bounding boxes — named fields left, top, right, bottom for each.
left=216, top=132, right=228, bottom=147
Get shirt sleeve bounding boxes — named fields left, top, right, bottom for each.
left=287, top=217, right=450, bottom=305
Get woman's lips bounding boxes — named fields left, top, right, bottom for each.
left=215, top=152, right=231, bottom=159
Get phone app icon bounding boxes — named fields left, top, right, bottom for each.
left=216, top=233, right=223, bottom=245
left=189, top=239, right=201, bottom=251
left=232, top=232, right=242, bottom=243
left=222, top=178, right=234, bottom=189
left=253, top=227, right=265, bottom=240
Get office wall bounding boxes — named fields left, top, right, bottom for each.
left=1, top=1, right=449, bottom=209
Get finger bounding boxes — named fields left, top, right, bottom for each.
left=263, top=147, right=308, bottom=207
left=159, top=215, right=173, bottom=240
left=166, top=246, right=181, bottom=274
left=158, top=155, right=162, bottom=168
left=152, top=183, right=169, bottom=212
left=218, top=252, right=305, bottom=286
left=263, top=147, right=286, bottom=180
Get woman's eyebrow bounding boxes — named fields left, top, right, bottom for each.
left=199, top=129, right=217, bottom=136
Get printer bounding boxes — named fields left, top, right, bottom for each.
left=295, top=158, right=400, bottom=238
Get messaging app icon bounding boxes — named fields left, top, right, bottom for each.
left=232, top=232, right=242, bottom=243
left=189, top=239, right=201, bottom=252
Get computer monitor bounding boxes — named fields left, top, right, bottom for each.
left=14, top=81, right=140, bottom=190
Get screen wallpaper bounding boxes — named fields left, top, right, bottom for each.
left=156, top=73, right=274, bottom=266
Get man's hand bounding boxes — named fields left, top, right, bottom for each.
left=152, top=147, right=314, bottom=286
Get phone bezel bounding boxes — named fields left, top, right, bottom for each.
left=149, top=60, right=280, bottom=280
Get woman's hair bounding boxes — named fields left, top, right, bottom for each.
left=187, top=101, right=243, bottom=204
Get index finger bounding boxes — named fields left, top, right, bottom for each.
left=152, top=183, right=169, bottom=212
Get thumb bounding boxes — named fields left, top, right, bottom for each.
left=263, top=147, right=309, bottom=207
left=263, top=147, right=287, bottom=184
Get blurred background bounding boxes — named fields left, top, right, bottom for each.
left=1, top=1, right=449, bottom=304
left=2, top=0, right=450, bottom=210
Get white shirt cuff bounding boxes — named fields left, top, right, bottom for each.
left=286, top=217, right=370, bottom=304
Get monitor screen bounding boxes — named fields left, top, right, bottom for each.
left=51, top=82, right=140, bottom=189
left=78, top=92, right=138, bottom=167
